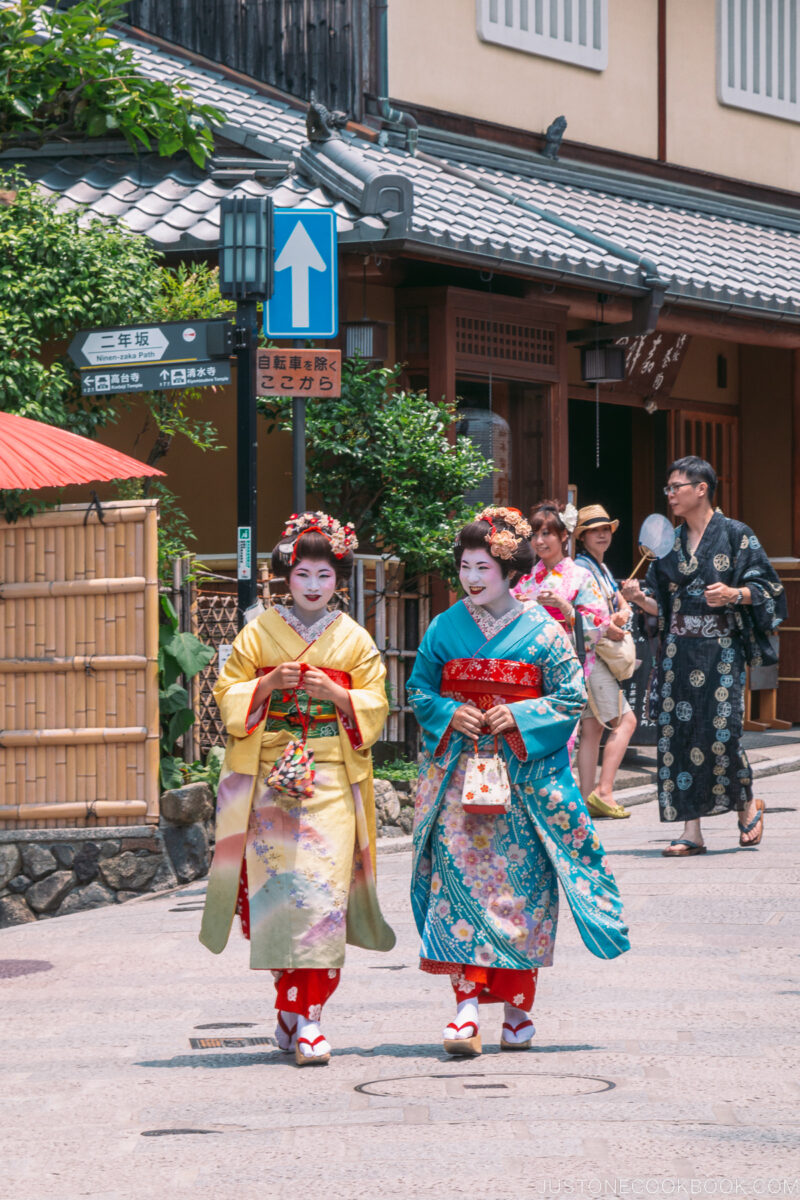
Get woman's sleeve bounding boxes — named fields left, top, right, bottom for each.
left=506, top=619, right=587, bottom=762
left=212, top=627, right=268, bottom=739
left=574, top=570, right=611, bottom=647
left=345, top=640, right=389, bottom=750
left=406, top=620, right=461, bottom=758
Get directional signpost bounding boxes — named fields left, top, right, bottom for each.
left=69, top=319, right=233, bottom=396
left=264, top=210, right=339, bottom=513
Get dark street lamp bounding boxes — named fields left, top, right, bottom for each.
left=219, top=195, right=273, bottom=628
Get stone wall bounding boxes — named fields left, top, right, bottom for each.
left=374, top=778, right=414, bottom=838
left=0, top=783, right=215, bottom=928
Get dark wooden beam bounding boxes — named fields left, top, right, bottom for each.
left=793, top=350, right=800, bottom=558
left=658, top=0, right=667, bottom=163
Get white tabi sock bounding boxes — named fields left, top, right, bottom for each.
left=295, top=1014, right=331, bottom=1059
left=444, top=996, right=480, bottom=1041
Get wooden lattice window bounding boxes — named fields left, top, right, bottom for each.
left=718, top=0, right=800, bottom=123
left=455, top=316, right=555, bottom=366
left=477, top=0, right=609, bottom=71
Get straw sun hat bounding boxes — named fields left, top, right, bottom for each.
left=575, top=504, right=619, bottom=540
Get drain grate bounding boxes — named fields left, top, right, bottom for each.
left=189, top=1036, right=273, bottom=1049
left=464, top=1083, right=508, bottom=1090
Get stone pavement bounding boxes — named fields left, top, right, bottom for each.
left=2, top=772, right=799, bottom=1200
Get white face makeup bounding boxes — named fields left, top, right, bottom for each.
left=459, top=548, right=509, bottom=609
left=288, top=557, right=337, bottom=616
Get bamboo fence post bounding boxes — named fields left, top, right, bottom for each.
left=143, top=505, right=160, bottom=824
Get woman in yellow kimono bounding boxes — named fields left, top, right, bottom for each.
left=199, top=512, right=395, bottom=1065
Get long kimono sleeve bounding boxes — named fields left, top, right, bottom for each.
left=573, top=569, right=611, bottom=649
left=644, top=559, right=672, bottom=639
left=212, top=626, right=267, bottom=740
left=730, top=524, right=787, bottom=665
left=507, top=621, right=587, bottom=762
left=406, top=618, right=461, bottom=758
left=346, top=636, right=389, bottom=750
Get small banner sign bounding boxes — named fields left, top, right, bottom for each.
left=256, top=349, right=341, bottom=397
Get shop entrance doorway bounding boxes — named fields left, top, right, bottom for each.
left=568, top=398, right=669, bottom=579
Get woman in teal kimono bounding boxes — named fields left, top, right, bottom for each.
left=408, top=507, right=630, bottom=1057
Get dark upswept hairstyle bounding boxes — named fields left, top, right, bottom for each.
left=453, top=518, right=533, bottom=587
left=271, top=530, right=354, bottom=586
left=667, top=455, right=717, bottom=502
left=530, top=499, right=569, bottom=542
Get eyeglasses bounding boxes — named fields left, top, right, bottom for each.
left=663, top=482, right=696, bottom=496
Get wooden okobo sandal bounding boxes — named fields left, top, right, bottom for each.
left=443, top=1020, right=482, bottom=1057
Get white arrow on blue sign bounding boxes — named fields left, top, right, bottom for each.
left=264, top=210, right=338, bottom=340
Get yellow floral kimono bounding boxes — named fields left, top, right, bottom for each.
left=199, top=606, right=396, bottom=969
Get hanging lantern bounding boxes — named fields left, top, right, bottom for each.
left=581, top=345, right=626, bottom=383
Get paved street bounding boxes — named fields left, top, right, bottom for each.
left=2, top=772, right=799, bottom=1200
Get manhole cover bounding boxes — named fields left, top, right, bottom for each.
left=189, top=1036, right=273, bottom=1049
left=0, top=960, right=53, bottom=980
left=355, top=1071, right=614, bottom=1099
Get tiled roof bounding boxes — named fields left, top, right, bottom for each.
left=7, top=20, right=800, bottom=322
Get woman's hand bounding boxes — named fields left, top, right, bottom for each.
left=483, top=704, right=516, bottom=735
left=452, top=702, right=484, bottom=738
left=605, top=610, right=627, bottom=641
left=257, top=662, right=302, bottom=701
left=537, top=589, right=574, bottom=621
left=620, top=579, right=645, bottom=604
left=301, top=666, right=356, bottom=722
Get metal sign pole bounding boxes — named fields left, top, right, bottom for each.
left=236, top=301, right=259, bottom=628
left=291, top=339, right=307, bottom=514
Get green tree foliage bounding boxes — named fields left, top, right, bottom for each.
left=260, top=358, right=490, bottom=576
left=0, top=0, right=222, bottom=165
left=0, top=173, right=230, bottom=570
left=0, top=167, right=160, bottom=438
left=158, top=595, right=215, bottom=790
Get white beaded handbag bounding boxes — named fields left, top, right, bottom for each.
left=461, top=739, right=511, bottom=816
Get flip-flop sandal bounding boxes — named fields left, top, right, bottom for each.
left=500, top=1018, right=535, bottom=1051
left=662, top=839, right=707, bottom=857
left=738, top=798, right=765, bottom=847
left=295, top=1035, right=331, bottom=1066
left=443, top=1020, right=482, bottom=1057
left=275, top=1012, right=297, bottom=1054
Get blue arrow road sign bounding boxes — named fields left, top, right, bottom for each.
left=264, top=210, right=338, bottom=339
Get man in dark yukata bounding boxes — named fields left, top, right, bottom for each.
left=623, top=456, right=786, bottom=858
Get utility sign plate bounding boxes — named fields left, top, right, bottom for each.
left=264, top=210, right=338, bottom=339
left=237, top=526, right=252, bottom=581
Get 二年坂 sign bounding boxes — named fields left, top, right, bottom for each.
left=255, top=349, right=341, bottom=397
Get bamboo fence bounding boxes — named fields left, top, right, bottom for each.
left=0, top=500, right=161, bottom=829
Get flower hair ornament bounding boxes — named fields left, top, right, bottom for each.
left=476, top=506, right=532, bottom=561
left=561, top=502, right=578, bottom=535
left=278, top=511, right=358, bottom=562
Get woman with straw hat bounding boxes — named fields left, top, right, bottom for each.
left=574, top=505, right=637, bottom=820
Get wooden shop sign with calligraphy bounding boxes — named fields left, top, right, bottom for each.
left=613, top=332, right=690, bottom=400
left=256, top=349, right=342, bottom=397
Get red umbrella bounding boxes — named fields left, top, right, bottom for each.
left=0, top=411, right=165, bottom=490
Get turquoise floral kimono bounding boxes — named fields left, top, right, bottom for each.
left=407, top=599, right=630, bottom=972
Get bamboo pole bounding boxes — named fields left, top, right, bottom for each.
left=0, top=799, right=148, bottom=822
left=0, top=655, right=148, bottom=673
left=0, top=726, right=147, bottom=747
left=1, top=501, right=157, bottom=530
left=0, top=577, right=146, bottom=600
left=143, top=505, right=160, bottom=824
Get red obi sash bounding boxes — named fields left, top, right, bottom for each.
left=440, top=658, right=543, bottom=711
